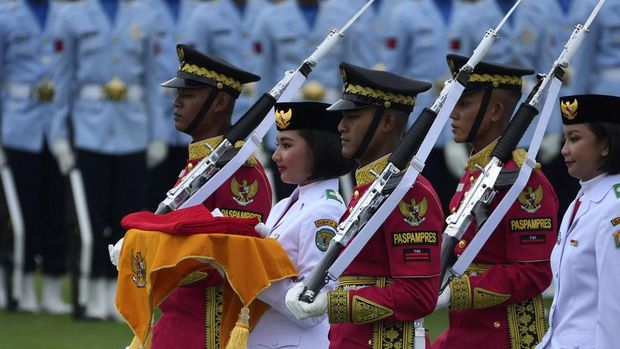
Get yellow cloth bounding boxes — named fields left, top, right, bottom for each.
left=116, top=229, right=297, bottom=347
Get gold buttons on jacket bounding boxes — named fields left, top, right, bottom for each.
left=458, top=240, right=467, bottom=248
left=187, top=163, right=194, bottom=171
left=349, top=207, right=353, bottom=214
left=451, top=207, right=457, bottom=213
left=493, top=321, right=501, bottom=328
left=353, top=190, right=360, bottom=199
left=470, top=176, right=475, bottom=183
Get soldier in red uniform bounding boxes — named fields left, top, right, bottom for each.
left=152, top=44, right=273, bottom=349
left=285, top=62, right=444, bottom=348
left=432, top=55, right=559, bottom=349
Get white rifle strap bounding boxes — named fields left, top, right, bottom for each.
left=69, top=168, right=94, bottom=306
left=328, top=82, right=465, bottom=278
left=180, top=72, right=306, bottom=209
left=451, top=77, right=562, bottom=276
left=1, top=161, right=25, bottom=302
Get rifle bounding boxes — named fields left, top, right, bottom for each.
left=299, top=0, right=525, bottom=304
left=155, top=0, right=375, bottom=214
left=439, top=0, right=607, bottom=291
left=0, top=146, right=25, bottom=308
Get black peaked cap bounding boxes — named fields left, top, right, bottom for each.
left=328, top=62, right=432, bottom=113
left=161, top=44, right=260, bottom=98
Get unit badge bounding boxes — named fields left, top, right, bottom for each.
left=518, top=186, right=543, bottom=214
left=130, top=249, right=147, bottom=288
left=398, top=197, right=427, bottom=227
left=231, top=177, right=258, bottom=206
left=614, top=231, right=620, bottom=249
left=315, top=228, right=336, bottom=252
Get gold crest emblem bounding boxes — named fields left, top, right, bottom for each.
left=518, top=186, right=543, bottom=214
left=130, top=249, right=147, bottom=288
left=560, top=98, right=578, bottom=120
left=177, top=46, right=185, bottom=66
left=231, top=177, right=258, bottom=206
left=104, top=77, right=128, bottom=101
left=130, top=23, right=144, bottom=40
left=275, top=108, right=292, bottom=129
left=398, top=197, right=428, bottom=227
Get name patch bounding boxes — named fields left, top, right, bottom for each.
left=509, top=218, right=553, bottom=232
left=392, top=231, right=438, bottom=247
left=611, top=217, right=620, bottom=227
left=314, top=219, right=338, bottom=228
left=220, top=209, right=263, bottom=221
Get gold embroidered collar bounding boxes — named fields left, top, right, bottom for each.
left=188, top=136, right=224, bottom=160
left=355, top=154, right=390, bottom=186
left=466, top=139, right=539, bottom=172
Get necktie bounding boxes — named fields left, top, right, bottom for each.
left=568, top=199, right=581, bottom=227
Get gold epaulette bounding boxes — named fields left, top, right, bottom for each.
left=512, top=149, right=541, bottom=170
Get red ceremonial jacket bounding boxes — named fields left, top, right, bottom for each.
left=152, top=136, right=272, bottom=349
left=327, top=155, right=444, bottom=349
left=432, top=141, right=558, bottom=349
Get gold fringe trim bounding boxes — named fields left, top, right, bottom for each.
left=345, top=84, right=416, bottom=106
left=181, top=63, right=242, bottom=92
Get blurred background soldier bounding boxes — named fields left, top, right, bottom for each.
left=144, top=0, right=202, bottom=211
left=380, top=0, right=468, bottom=212
left=49, top=0, right=167, bottom=320
left=0, top=0, right=72, bottom=314
left=185, top=0, right=272, bottom=124
left=251, top=0, right=363, bottom=200
left=590, top=0, right=620, bottom=97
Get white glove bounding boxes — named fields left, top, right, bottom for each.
left=435, top=285, right=451, bottom=310
left=108, top=238, right=124, bottom=268
left=51, top=139, right=76, bottom=175
left=211, top=208, right=224, bottom=217
left=285, top=283, right=327, bottom=320
left=444, top=139, right=469, bottom=178
left=146, top=140, right=168, bottom=169
left=538, top=134, right=561, bottom=165
left=254, top=222, right=271, bottom=238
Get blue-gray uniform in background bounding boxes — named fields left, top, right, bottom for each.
left=49, top=0, right=166, bottom=320
left=379, top=0, right=467, bottom=212
left=251, top=0, right=362, bottom=200
left=145, top=0, right=196, bottom=211
left=185, top=0, right=271, bottom=123
left=0, top=0, right=71, bottom=315
left=590, top=0, right=620, bottom=96
left=344, top=0, right=404, bottom=69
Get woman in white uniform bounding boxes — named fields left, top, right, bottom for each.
left=536, top=94, right=620, bottom=349
left=248, top=102, right=355, bottom=349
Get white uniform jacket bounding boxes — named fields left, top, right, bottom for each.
left=537, top=173, right=620, bottom=349
left=248, top=178, right=345, bottom=349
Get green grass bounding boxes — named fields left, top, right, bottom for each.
left=0, top=308, right=448, bottom=349
left=0, top=311, right=133, bottom=349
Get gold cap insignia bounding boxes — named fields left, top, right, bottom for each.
left=561, top=98, right=578, bottom=120
left=398, top=197, right=428, bottom=227
left=231, top=177, right=258, bottom=206
left=177, top=46, right=185, bottom=66
left=518, top=186, right=543, bottom=214
left=130, top=249, right=147, bottom=288
left=275, top=108, right=292, bottom=129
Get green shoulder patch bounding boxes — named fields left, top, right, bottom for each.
left=613, top=183, right=620, bottom=199
left=315, top=228, right=336, bottom=252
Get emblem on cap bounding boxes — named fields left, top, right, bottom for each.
left=275, top=108, right=292, bottom=129
left=398, top=197, right=428, bottom=227
left=130, top=249, right=147, bottom=288
left=561, top=98, right=578, bottom=120
left=177, top=46, right=185, bottom=66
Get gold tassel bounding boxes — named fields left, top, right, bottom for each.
left=225, top=306, right=250, bottom=349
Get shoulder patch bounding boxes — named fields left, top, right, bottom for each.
left=325, top=189, right=343, bottom=204
left=517, top=186, right=543, bottom=214
left=315, top=227, right=336, bottom=252
left=398, top=197, right=427, bottom=227
left=614, top=231, right=620, bottom=249
left=314, top=219, right=337, bottom=229
left=611, top=217, right=620, bottom=227
left=613, top=183, right=620, bottom=199
left=231, top=177, right=259, bottom=206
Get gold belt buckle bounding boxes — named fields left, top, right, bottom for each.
left=103, top=77, right=128, bottom=101
left=36, top=80, right=55, bottom=102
